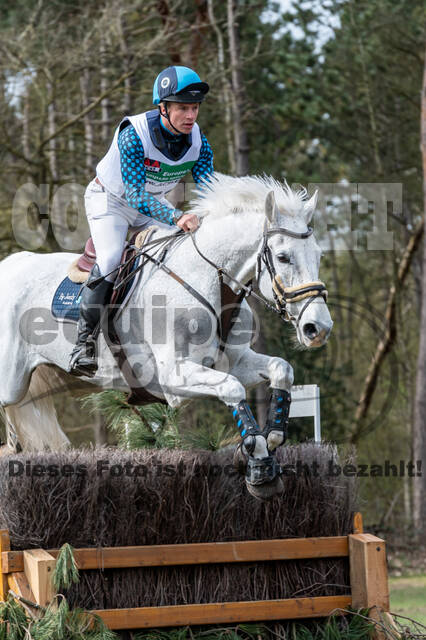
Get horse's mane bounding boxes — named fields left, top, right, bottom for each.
left=189, top=173, right=309, bottom=218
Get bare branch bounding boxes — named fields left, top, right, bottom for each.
left=352, top=217, right=424, bottom=440
left=38, top=69, right=135, bottom=150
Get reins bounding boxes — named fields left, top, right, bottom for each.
left=86, top=229, right=186, bottom=289
left=189, top=222, right=328, bottom=329
left=86, top=216, right=327, bottom=340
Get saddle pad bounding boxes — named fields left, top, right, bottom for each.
left=51, top=277, right=83, bottom=323
left=51, top=256, right=141, bottom=324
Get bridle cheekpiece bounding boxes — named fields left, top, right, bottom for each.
left=256, top=221, right=328, bottom=326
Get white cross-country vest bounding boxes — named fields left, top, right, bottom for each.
left=96, top=111, right=202, bottom=199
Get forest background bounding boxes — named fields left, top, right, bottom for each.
left=0, top=0, right=425, bottom=550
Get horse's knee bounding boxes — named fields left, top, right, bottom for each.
left=219, top=378, right=246, bottom=406
left=268, top=358, right=293, bottom=390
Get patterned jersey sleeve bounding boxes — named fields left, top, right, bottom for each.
left=192, top=133, right=214, bottom=184
left=118, top=124, right=176, bottom=225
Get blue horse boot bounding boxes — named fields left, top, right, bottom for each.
left=231, top=400, right=283, bottom=500
left=262, top=388, right=291, bottom=452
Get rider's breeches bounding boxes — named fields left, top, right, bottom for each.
left=84, top=178, right=172, bottom=282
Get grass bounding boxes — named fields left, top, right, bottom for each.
left=389, top=574, right=426, bottom=627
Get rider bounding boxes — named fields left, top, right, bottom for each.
left=69, top=65, right=213, bottom=377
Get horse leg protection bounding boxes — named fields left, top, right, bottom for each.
left=231, top=401, right=279, bottom=486
left=263, top=389, right=291, bottom=451
left=69, top=264, right=114, bottom=377
left=231, top=400, right=267, bottom=457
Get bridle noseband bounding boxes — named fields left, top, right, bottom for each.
left=256, top=222, right=328, bottom=327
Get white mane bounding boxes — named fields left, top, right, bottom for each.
left=189, top=173, right=309, bottom=218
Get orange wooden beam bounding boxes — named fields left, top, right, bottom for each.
left=0, top=530, right=10, bottom=600
left=2, top=536, right=349, bottom=573
left=93, top=595, right=352, bottom=629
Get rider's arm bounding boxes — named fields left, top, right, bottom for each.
left=117, top=124, right=179, bottom=225
left=191, top=133, right=214, bottom=185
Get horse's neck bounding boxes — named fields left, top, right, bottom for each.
left=195, top=212, right=261, bottom=286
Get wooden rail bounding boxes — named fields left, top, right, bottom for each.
left=94, top=596, right=353, bottom=629
left=1, top=536, right=349, bottom=572
left=0, top=512, right=394, bottom=637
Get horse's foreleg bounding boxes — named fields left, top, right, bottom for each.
left=224, top=350, right=295, bottom=497
left=159, top=359, right=269, bottom=459
left=159, top=359, right=247, bottom=406
left=226, top=348, right=293, bottom=452
left=159, top=356, right=285, bottom=499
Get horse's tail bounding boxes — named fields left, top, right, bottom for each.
left=2, top=365, right=71, bottom=452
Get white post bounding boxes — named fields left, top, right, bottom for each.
left=314, top=387, right=321, bottom=443
left=289, top=385, right=321, bottom=442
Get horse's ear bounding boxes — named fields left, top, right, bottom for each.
left=265, top=191, right=277, bottom=225
left=303, top=190, right=318, bottom=224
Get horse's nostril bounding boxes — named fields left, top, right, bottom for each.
left=303, top=323, right=318, bottom=340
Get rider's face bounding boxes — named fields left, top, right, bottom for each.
left=160, top=102, right=200, bottom=134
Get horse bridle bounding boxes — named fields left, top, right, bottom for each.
left=94, top=220, right=328, bottom=333
left=256, top=222, right=328, bottom=328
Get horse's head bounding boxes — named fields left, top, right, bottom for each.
left=257, top=188, right=332, bottom=348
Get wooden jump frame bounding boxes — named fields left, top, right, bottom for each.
left=0, top=514, right=392, bottom=634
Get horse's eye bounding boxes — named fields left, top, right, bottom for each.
left=277, top=253, right=291, bottom=264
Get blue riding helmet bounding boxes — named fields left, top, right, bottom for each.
left=153, top=66, right=209, bottom=104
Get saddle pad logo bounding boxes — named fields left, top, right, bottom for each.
left=51, top=277, right=82, bottom=323
left=144, top=158, right=161, bottom=173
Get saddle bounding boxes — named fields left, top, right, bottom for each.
left=67, top=228, right=155, bottom=286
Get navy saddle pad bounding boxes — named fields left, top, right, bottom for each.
left=51, top=256, right=140, bottom=323
left=51, top=278, right=83, bottom=323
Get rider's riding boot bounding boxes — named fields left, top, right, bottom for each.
left=231, top=400, right=280, bottom=486
left=262, top=389, right=291, bottom=452
left=68, top=264, right=113, bottom=378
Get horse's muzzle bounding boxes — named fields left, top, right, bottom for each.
left=302, top=322, right=332, bottom=347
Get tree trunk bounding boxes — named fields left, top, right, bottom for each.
left=118, top=10, right=132, bottom=114
left=66, top=96, right=77, bottom=181
left=157, top=0, right=181, bottom=65
left=99, top=34, right=110, bottom=144
left=227, top=0, right=249, bottom=176
left=412, top=49, right=426, bottom=539
left=207, top=0, right=235, bottom=174
left=47, top=80, right=58, bottom=183
left=352, top=218, right=424, bottom=441
left=185, top=0, right=209, bottom=68
left=22, top=87, right=32, bottom=182
left=79, top=68, right=94, bottom=175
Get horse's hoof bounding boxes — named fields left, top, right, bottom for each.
left=245, top=455, right=280, bottom=485
left=245, top=475, right=283, bottom=501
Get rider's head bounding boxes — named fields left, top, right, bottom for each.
left=152, top=66, right=209, bottom=135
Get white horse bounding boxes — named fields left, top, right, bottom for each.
left=0, top=174, right=332, bottom=498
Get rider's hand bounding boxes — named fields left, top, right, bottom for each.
left=175, top=213, right=199, bottom=232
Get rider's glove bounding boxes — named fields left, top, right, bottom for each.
left=172, top=209, right=183, bottom=225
